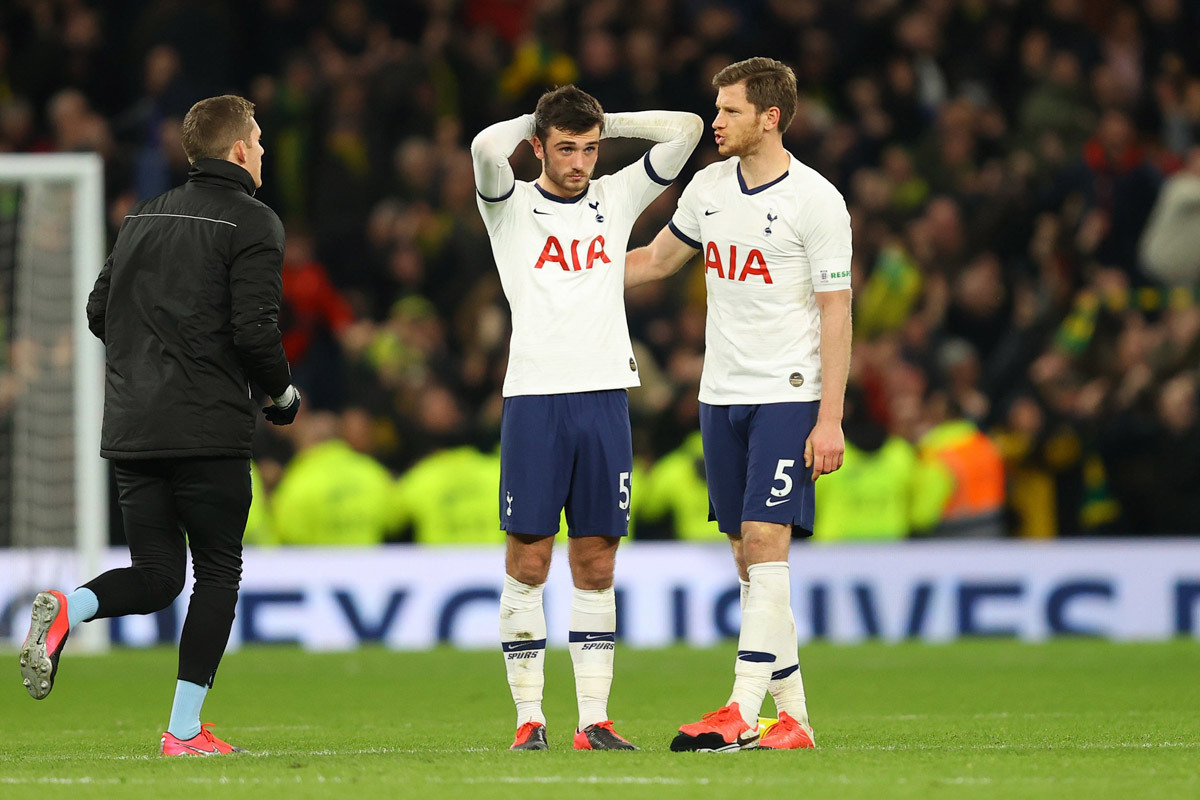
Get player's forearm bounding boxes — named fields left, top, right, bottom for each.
left=817, top=295, right=852, bottom=423
left=625, top=246, right=659, bottom=288
left=470, top=114, right=535, bottom=200
left=604, top=111, right=704, bottom=181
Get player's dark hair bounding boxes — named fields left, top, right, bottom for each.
left=712, top=57, right=799, bottom=132
left=533, top=85, right=605, bottom=143
left=180, top=95, right=256, bottom=163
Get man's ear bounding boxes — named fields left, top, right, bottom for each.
left=530, top=135, right=545, bottom=160
left=231, top=139, right=247, bottom=164
left=762, top=106, right=781, bottom=132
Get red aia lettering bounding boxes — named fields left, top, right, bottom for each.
left=535, top=236, right=571, bottom=271
left=703, top=243, right=773, bottom=284
left=535, top=235, right=610, bottom=271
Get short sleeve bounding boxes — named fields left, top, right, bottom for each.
left=803, top=190, right=853, bottom=291
left=475, top=191, right=513, bottom=237
left=668, top=176, right=702, bottom=250
left=604, top=153, right=672, bottom=222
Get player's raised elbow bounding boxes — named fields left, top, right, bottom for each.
left=680, top=112, right=705, bottom=146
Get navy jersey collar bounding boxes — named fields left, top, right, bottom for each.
left=535, top=183, right=589, bottom=204
left=736, top=163, right=789, bottom=195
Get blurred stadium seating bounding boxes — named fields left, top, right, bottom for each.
left=2, top=0, right=1199, bottom=543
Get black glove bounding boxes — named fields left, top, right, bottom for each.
left=262, top=386, right=301, bottom=425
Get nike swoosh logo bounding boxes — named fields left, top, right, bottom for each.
left=183, top=744, right=220, bottom=755
left=704, top=209, right=720, bottom=216
left=765, top=497, right=791, bottom=507
left=533, top=209, right=551, bottom=215
left=737, top=731, right=760, bottom=747
left=584, top=633, right=612, bottom=641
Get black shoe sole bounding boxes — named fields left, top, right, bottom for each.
left=670, top=732, right=744, bottom=753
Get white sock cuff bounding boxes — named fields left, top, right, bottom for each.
left=571, top=586, right=615, bottom=614
left=747, top=561, right=789, bottom=578
left=746, top=561, right=790, bottom=607
left=502, top=574, right=545, bottom=610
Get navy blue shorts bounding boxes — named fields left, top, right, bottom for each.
left=699, top=401, right=818, bottom=537
left=500, top=390, right=632, bottom=538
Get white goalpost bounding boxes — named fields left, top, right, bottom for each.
left=0, top=153, right=108, bottom=652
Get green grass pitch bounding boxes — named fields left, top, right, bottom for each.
left=1, top=640, right=1197, bottom=798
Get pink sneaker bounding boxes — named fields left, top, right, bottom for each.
left=670, top=702, right=757, bottom=752
left=758, top=712, right=816, bottom=749
left=19, top=591, right=71, bottom=700
left=161, top=724, right=246, bottom=756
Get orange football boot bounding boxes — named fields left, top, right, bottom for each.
left=161, top=723, right=246, bottom=756
left=19, top=591, right=71, bottom=700
left=573, top=721, right=639, bottom=750
left=670, top=702, right=757, bottom=752
left=758, top=712, right=816, bottom=749
left=510, top=720, right=548, bottom=750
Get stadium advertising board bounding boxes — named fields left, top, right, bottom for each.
left=3, top=541, right=1199, bottom=649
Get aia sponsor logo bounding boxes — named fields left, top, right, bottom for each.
left=534, top=235, right=611, bottom=271
left=704, top=242, right=773, bottom=283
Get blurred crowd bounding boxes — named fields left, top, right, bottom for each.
left=3, top=0, right=1200, bottom=544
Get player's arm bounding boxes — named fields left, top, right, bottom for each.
left=230, top=207, right=294, bottom=403
left=602, top=110, right=704, bottom=184
left=806, top=288, right=852, bottom=481
left=625, top=224, right=697, bottom=288
left=802, top=188, right=854, bottom=482
left=86, top=253, right=114, bottom=343
left=469, top=113, right=535, bottom=203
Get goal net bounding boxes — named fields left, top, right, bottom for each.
left=0, top=153, right=108, bottom=652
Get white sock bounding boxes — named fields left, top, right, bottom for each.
left=568, top=586, right=616, bottom=730
left=741, top=575, right=809, bottom=724
left=768, top=610, right=810, bottom=726
left=728, top=561, right=791, bottom=728
left=500, top=574, right=547, bottom=727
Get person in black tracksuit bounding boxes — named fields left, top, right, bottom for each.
left=18, top=95, right=300, bottom=756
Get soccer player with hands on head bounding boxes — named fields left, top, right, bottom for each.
left=625, top=57, right=853, bottom=752
left=471, top=85, right=702, bottom=751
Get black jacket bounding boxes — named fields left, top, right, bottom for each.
left=87, top=159, right=291, bottom=459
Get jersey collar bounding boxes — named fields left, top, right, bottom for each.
left=736, top=163, right=789, bottom=195
left=535, top=183, right=589, bottom=204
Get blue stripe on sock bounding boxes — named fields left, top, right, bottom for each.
left=568, top=631, right=615, bottom=643
left=771, top=664, right=799, bottom=681
left=736, top=650, right=777, bottom=663
left=501, top=638, right=547, bottom=652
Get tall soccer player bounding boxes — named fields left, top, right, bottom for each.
left=471, top=87, right=702, bottom=751
left=625, top=57, right=853, bottom=751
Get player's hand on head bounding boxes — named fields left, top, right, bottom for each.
left=262, top=386, right=301, bottom=426
left=804, top=419, right=845, bottom=482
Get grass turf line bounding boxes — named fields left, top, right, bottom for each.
left=0, top=640, right=1197, bottom=799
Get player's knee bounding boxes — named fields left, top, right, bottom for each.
left=191, top=550, right=243, bottom=591
left=143, top=570, right=185, bottom=611
left=741, top=523, right=790, bottom=566
left=570, top=554, right=615, bottom=590
left=508, top=551, right=550, bottom=585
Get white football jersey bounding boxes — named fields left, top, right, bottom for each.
left=479, top=157, right=670, bottom=396
left=670, top=153, right=852, bottom=405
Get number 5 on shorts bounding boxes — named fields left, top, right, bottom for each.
left=771, top=459, right=795, bottom=498
left=618, top=471, right=631, bottom=509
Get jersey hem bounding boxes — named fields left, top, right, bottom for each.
left=697, top=393, right=822, bottom=406
left=503, top=382, right=637, bottom=398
